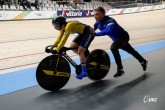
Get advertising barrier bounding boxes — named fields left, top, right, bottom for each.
left=23, top=11, right=57, bottom=20
left=106, top=9, right=123, bottom=15
left=0, top=11, right=22, bottom=20
left=0, top=11, right=57, bottom=20
left=0, top=4, right=165, bottom=21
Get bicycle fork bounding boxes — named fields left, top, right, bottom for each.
left=53, top=53, right=70, bottom=77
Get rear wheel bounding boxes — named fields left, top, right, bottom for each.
left=86, top=49, right=110, bottom=81
left=36, top=55, right=70, bottom=91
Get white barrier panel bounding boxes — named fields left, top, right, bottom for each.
left=24, top=11, right=57, bottom=19
left=0, top=11, right=57, bottom=20
left=124, top=7, right=139, bottom=14
left=106, top=4, right=165, bottom=16
left=106, top=9, right=123, bottom=15
left=154, top=4, right=165, bottom=9
left=0, top=11, right=22, bottom=20
left=139, top=6, right=153, bottom=12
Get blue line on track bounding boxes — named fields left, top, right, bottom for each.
left=0, top=40, right=165, bottom=95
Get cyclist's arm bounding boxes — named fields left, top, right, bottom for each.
left=56, top=22, right=74, bottom=51
left=56, top=32, right=70, bottom=51
left=53, top=30, right=64, bottom=46
left=96, top=23, right=114, bottom=36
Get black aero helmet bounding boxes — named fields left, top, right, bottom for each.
left=52, top=16, right=66, bottom=29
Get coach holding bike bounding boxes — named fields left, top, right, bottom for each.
left=92, top=7, right=148, bottom=78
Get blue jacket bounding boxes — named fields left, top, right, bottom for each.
left=94, top=16, right=125, bottom=41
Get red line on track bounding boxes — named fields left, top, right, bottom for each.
left=0, top=52, right=44, bottom=60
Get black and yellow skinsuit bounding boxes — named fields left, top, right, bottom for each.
left=54, top=21, right=94, bottom=51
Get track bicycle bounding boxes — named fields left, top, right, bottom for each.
left=36, top=46, right=111, bottom=91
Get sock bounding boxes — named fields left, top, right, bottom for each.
left=81, top=62, right=86, bottom=73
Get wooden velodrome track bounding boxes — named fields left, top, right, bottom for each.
left=0, top=9, right=165, bottom=74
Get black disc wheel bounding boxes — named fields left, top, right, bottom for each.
left=86, top=49, right=110, bottom=81
left=36, top=55, right=71, bottom=91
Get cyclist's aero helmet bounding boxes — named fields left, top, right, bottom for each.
left=52, top=16, right=66, bottom=29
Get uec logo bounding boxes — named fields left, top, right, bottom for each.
left=143, top=95, right=158, bottom=103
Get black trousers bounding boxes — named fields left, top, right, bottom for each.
left=110, top=31, right=145, bottom=69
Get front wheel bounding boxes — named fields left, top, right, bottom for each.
left=86, top=49, right=110, bottom=81
left=36, top=55, right=71, bottom=91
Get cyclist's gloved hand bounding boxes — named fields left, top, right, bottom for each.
left=50, top=45, right=56, bottom=51
left=51, top=49, right=58, bottom=54
left=45, top=48, right=50, bottom=53
left=45, top=45, right=55, bottom=53
left=45, top=46, right=51, bottom=53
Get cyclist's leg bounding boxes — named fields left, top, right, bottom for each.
left=71, top=34, right=87, bottom=79
left=76, top=46, right=88, bottom=79
left=84, top=49, right=90, bottom=58
left=79, top=33, right=94, bottom=63
left=71, top=34, right=90, bottom=57
left=70, top=34, right=82, bottom=54
left=76, top=28, right=94, bottom=79
left=70, top=42, right=79, bottom=54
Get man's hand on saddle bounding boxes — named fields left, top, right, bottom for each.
left=90, top=27, right=96, bottom=36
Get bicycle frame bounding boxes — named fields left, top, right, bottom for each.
left=54, top=47, right=81, bottom=74
left=61, top=48, right=104, bottom=72
left=62, top=52, right=78, bottom=69
left=47, top=46, right=106, bottom=75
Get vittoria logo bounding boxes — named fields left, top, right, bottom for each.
left=62, top=11, right=82, bottom=17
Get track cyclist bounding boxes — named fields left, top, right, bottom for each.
left=49, top=16, right=95, bottom=79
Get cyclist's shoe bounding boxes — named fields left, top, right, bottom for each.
left=76, top=71, right=87, bottom=79
left=114, top=69, right=125, bottom=78
left=141, top=59, right=148, bottom=71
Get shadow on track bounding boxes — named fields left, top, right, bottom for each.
left=34, top=73, right=151, bottom=110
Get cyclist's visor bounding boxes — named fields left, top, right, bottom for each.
left=52, top=23, right=60, bottom=28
